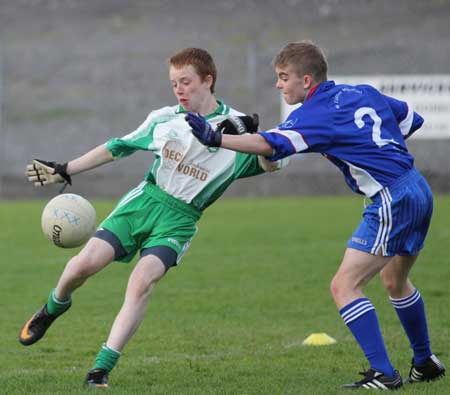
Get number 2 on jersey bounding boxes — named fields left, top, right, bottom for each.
left=354, top=107, right=397, bottom=147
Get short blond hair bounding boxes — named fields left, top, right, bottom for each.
left=273, top=40, right=328, bottom=82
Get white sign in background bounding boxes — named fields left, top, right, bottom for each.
left=281, top=75, right=450, bottom=139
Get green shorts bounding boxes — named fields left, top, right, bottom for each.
left=99, top=182, right=201, bottom=264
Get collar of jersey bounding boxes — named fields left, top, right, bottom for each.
left=175, top=99, right=229, bottom=120
left=305, top=80, right=335, bottom=102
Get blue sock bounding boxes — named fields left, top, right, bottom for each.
left=340, top=298, right=395, bottom=377
left=390, top=289, right=431, bottom=365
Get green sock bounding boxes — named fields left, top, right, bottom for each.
left=94, top=343, right=121, bottom=372
left=46, top=288, right=72, bottom=316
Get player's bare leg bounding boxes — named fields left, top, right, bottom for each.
left=330, top=248, right=389, bottom=308
left=85, top=254, right=166, bottom=388
left=380, top=254, right=416, bottom=298
left=108, top=255, right=166, bottom=351
left=331, top=248, right=402, bottom=389
left=381, top=255, right=446, bottom=383
left=55, top=237, right=116, bottom=300
left=19, top=237, right=115, bottom=346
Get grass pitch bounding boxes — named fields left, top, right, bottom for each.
left=0, top=196, right=449, bottom=394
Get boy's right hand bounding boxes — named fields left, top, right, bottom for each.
left=26, top=159, right=72, bottom=186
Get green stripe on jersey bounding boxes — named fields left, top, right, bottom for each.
left=106, top=114, right=176, bottom=159
left=191, top=153, right=264, bottom=210
left=191, top=163, right=235, bottom=209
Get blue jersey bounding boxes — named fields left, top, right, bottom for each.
left=260, top=81, right=424, bottom=197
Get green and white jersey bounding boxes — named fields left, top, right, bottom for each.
left=106, top=100, right=286, bottom=211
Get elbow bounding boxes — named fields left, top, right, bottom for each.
left=260, top=144, right=274, bottom=157
left=256, top=135, right=274, bottom=156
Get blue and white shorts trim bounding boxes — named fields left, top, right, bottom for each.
left=347, top=168, right=433, bottom=256
left=370, top=188, right=393, bottom=256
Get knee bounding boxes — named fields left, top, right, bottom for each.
left=380, top=271, right=402, bottom=295
left=130, top=281, right=151, bottom=301
left=66, top=254, right=98, bottom=279
left=330, top=272, right=363, bottom=307
left=129, top=271, right=163, bottom=301
left=330, top=274, right=344, bottom=302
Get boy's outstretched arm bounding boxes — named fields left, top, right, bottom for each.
left=221, top=133, right=273, bottom=156
left=26, top=144, right=114, bottom=187
left=185, top=112, right=273, bottom=156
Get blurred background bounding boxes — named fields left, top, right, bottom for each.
left=0, top=0, right=449, bottom=199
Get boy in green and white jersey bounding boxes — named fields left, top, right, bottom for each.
left=19, top=48, right=287, bottom=388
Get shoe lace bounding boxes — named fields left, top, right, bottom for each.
left=357, top=368, right=376, bottom=383
left=29, top=309, right=53, bottom=330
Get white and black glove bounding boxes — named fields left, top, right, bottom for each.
left=186, top=112, right=260, bottom=147
left=217, top=114, right=259, bottom=135
left=26, top=159, right=72, bottom=187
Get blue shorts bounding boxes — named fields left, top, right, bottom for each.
left=347, top=168, right=433, bottom=256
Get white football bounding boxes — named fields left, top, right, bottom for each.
left=41, top=193, right=97, bottom=248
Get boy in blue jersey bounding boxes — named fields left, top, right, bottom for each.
left=186, top=41, right=446, bottom=390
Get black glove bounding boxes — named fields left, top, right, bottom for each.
left=217, top=114, right=259, bottom=135
left=26, top=159, right=72, bottom=186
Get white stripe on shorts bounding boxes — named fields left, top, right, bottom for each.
left=371, top=188, right=393, bottom=255
left=105, top=182, right=145, bottom=220
left=381, top=189, right=393, bottom=254
left=117, top=186, right=144, bottom=208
